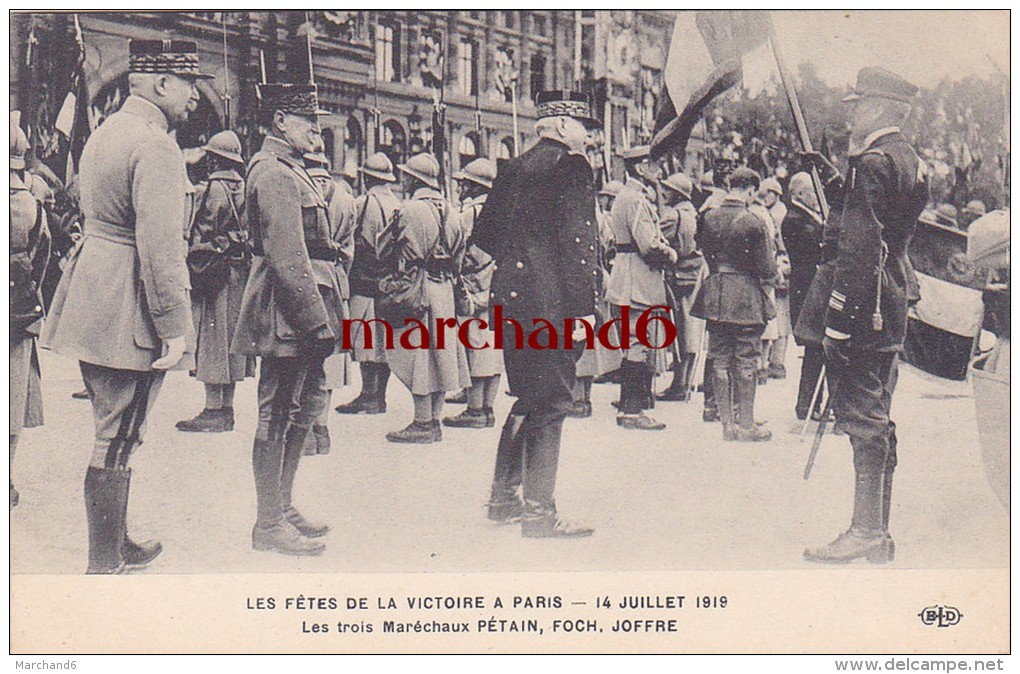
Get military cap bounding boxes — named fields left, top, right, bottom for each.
left=10, top=119, right=29, bottom=171
left=304, top=152, right=332, bottom=179
left=761, top=176, right=783, bottom=196
left=359, top=152, right=396, bottom=183
left=728, top=166, right=761, bottom=190
left=660, top=172, right=693, bottom=200
left=536, top=89, right=601, bottom=129
left=202, top=130, right=244, bottom=165
left=964, top=200, right=987, bottom=217
left=257, top=82, right=330, bottom=117
left=129, top=39, right=214, bottom=79
left=699, top=171, right=715, bottom=190
left=398, top=152, right=441, bottom=190
left=453, top=158, right=497, bottom=189
left=599, top=179, right=625, bottom=198
left=842, top=66, right=918, bottom=103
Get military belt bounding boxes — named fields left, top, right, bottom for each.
left=251, top=245, right=340, bottom=263
left=84, top=219, right=136, bottom=246
left=615, top=243, right=639, bottom=254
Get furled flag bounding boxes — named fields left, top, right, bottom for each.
left=55, top=14, right=91, bottom=182
left=651, top=10, right=770, bottom=160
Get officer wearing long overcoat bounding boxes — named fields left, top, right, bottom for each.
left=336, top=152, right=401, bottom=415
left=176, top=130, right=253, bottom=434
left=41, top=40, right=209, bottom=573
left=691, top=167, right=776, bottom=443
left=473, top=90, right=599, bottom=538
left=797, top=67, right=928, bottom=564
left=230, top=82, right=340, bottom=557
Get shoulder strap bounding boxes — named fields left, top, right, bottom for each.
left=423, top=198, right=450, bottom=256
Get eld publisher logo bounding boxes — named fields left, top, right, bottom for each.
left=918, top=605, right=963, bottom=627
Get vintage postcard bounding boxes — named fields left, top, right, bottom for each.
left=8, top=8, right=1010, bottom=658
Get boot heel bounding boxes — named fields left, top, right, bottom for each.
left=866, top=537, right=895, bottom=564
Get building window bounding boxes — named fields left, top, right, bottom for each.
left=497, top=137, right=514, bottom=160
left=639, top=67, right=661, bottom=143
left=379, top=120, right=407, bottom=167
left=343, top=116, right=362, bottom=179
left=533, top=13, right=547, bottom=36
left=321, top=128, right=335, bottom=168
left=458, top=39, right=477, bottom=97
left=503, top=11, right=517, bottom=30
left=375, top=23, right=401, bottom=82
left=529, top=54, right=547, bottom=102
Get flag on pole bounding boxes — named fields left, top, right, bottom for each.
left=650, top=10, right=770, bottom=160
left=57, top=15, right=91, bottom=182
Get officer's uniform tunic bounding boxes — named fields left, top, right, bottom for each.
left=231, top=135, right=344, bottom=440
left=322, top=178, right=358, bottom=389
left=348, top=184, right=401, bottom=363
left=794, top=127, right=927, bottom=473
left=387, top=187, right=471, bottom=396
left=42, top=95, right=193, bottom=463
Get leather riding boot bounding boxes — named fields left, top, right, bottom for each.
left=489, top=414, right=526, bottom=522
left=281, top=426, right=330, bottom=538
left=375, top=365, right=391, bottom=409
left=252, top=435, right=324, bottom=556
left=702, top=358, right=717, bottom=420
left=713, top=367, right=735, bottom=440
left=641, top=367, right=656, bottom=410
left=119, top=467, right=162, bottom=568
left=84, top=466, right=127, bottom=574
left=657, top=361, right=687, bottom=401
left=804, top=472, right=893, bottom=564
left=734, top=371, right=771, bottom=442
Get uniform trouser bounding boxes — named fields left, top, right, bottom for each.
left=256, top=353, right=330, bottom=443
left=491, top=342, right=579, bottom=512
left=706, top=322, right=763, bottom=378
left=80, top=362, right=165, bottom=469
left=831, top=351, right=899, bottom=475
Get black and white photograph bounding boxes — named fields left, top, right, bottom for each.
left=7, top=8, right=1011, bottom=660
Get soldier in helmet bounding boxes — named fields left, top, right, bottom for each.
left=10, top=120, right=49, bottom=509
left=797, top=67, right=928, bottom=564
left=230, top=81, right=341, bottom=556
left=337, top=152, right=401, bottom=415
left=302, top=151, right=357, bottom=455
left=443, top=158, right=502, bottom=429
left=385, top=153, right=470, bottom=443
left=42, top=39, right=210, bottom=573
left=656, top=171, right=704, bottom=401
left=176, top=130, right=254, bottom=434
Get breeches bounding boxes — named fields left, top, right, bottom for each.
left=80, top=362, right=165, bottom=469
left=256, top=354, right=329, bottom=442
left=707, top=321, right=763, bottom=377
left=832, top=351, right=899, bottom=474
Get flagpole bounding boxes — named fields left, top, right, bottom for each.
left=305, top=12, right=315, bottom=85
left=511, top=80, right=519, bottom=157
left=765, top=13, right=829, bottom=220
left=220, top=13, right=231, bottom=127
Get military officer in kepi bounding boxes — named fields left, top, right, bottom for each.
left=691, top=167, right=777, bottom=443
left=176, top=130, right=254, bottom=434
left=797, top=67, right=928, bottom=564
left=606, top=146, right=677, bottom=431
left=230, top=82, right=341, bottom=557
left=336, top=152, right=401, bottom=415
left=443, top=158, right=503, bottom=430
left=472, top=89, right=600, bottom=538
left=41, top=39, right=211, bottom=573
